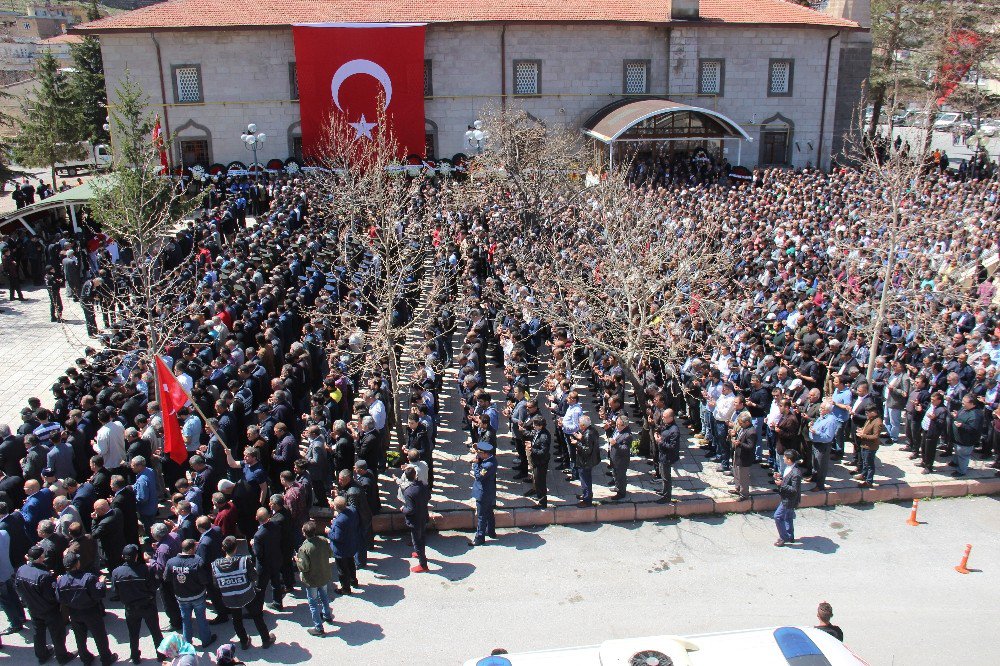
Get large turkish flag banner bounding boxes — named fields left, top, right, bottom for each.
left=293, top=23, right=426, bottom=160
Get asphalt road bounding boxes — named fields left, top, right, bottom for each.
left=3, top=496, right=997, bottom=665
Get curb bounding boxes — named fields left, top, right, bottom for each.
left=322, top=476, right=1000, bottom=534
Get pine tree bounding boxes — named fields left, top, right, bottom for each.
left=13, top=50, right=86, bottom=188
left=69, top=35, right=108, bottom=145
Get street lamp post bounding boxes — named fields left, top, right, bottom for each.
left=240, top=123, right=266, bottom=184
left=464, top=119, right=489, bottom=154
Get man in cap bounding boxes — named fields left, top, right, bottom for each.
left=55, top=552, right=118, bottom=665
left=468, top=441, right=497, bottom=547
left=15, top=545, right=74, bottom=664
left=111, top=544, right=164, bottom=664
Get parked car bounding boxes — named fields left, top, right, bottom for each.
left=933, top=112, right=964, bottom=131
left=978, top=118, right=999, bottom=137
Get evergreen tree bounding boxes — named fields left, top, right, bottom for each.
left=90, top=70, right=195, bottom=251
left=13, top=50, right=86, bottom=187
left=69, top=35, right=108, bottom=145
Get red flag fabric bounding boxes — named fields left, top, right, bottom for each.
left=152, top=115, right=168, bottom=172
left=155, top=355, right=189, bottom=465
left=936, top=30, right=981, bottom=106
left=293, top=23, right=426, bottom=159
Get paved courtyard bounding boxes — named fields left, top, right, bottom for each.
left=1, top=496, right=996, bottom=665
left=0, top=283, right=96, bottom=427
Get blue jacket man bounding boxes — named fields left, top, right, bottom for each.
left=132, top=463, right=158, bottom=526
left=327, top=498, right=360, bottom=593
left=22, top=482, right=54, bottom=538
left=327, top=504, right=360, bottom=559
left=469, top=442, right=497, bottom=546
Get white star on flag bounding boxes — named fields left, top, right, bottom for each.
left=349, top=114, right=377, bottom=139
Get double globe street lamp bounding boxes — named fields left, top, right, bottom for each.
left=240, top=123, right=267, bottom=183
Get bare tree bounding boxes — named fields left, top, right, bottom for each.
left=309, top=103, right=442, bottom=445
left=488, top=171, right=742, bottom=408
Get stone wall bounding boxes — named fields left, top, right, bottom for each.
left=99, top=22, right=864, bottom=170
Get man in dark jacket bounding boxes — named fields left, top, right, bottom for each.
left=0, top=427, right=26, bottom=476
left=194, top=515, right=228, bottom=624
left=111, top=476, right=140, bottom=547
left=656, top=409, right=681, bottom=503
left=0, top=502, right=30, bottom=574
left=90, top=499, right=125, bottom=571
left=111, top=544, right=164, bottom=663
left=251, top=508, right=284, bottom=609
left=527, top=416, right=551, bottom=508
left=15, top=545, right=73, bottom=664
left=327, top=497, right=360, bottom=593
left=36, top=518, right=69, bottom=574
left=337, top=470, right=372, bottom=569
left=773, top=450, right=803, bottom=547
left=952, top=393, right=984, bottom=477
left=401, top=469, right=430, bottom=573
left=573, top=416, right=602, bottom=507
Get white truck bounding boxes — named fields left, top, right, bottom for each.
left=55, top=143, right=112, bottom=178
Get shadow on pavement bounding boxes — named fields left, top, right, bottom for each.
left=329, top=620, right=386, bottom=645
left=791, top=535, right=840, bottom=554
left=256, top=640, right=314, bottom=661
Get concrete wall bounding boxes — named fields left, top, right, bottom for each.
left=99, top=22, right=861, bottom=170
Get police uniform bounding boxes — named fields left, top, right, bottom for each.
left=471, top=445, right=498, bottom=544
left=111, top=547, right=164, bottom=663
left=55, top=556, right=116, bottom=665
left=14, top=558, right=72, bottom=663
left=164, top=552, right=213, bottom=646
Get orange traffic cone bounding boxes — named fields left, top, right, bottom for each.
left=906, top=499, right=920, bottom=526
left=955, top=544, right=972, bottom=574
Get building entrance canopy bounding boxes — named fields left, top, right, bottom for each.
left=582, top=98, right=752, bottom=144
left=582, top=98, right=752, bottom=169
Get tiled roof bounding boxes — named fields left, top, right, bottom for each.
left=73, top=0, right=861, bottom=33
left=41, top=33, right=85, bottom=45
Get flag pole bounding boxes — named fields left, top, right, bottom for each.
left=156, top=354, right=228, bottom=449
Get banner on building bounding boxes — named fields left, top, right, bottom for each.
left=292, top=23, right=426, bottom=160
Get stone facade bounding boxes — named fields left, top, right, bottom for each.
left=99, top=22, right=866, bottom=170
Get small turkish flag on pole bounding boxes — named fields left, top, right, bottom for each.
left=152, top=115, right=168, bottom=173
left=155, top=355, right=189, bottom=465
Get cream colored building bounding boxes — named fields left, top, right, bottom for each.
left=76, top=0, right=868, bottom=171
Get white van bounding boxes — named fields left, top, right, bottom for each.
left=463, top=627, right=868, bottom=666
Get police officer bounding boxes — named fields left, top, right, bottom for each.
left=164, top=538, right=215, bottom=649
left=14, top=545, right=75, bottom=665
left=468, top=441, right=497, bottom=547
left=45, top=266, right=65, bottom=322
left=55, top=552, right=118, bottom=666
left=211, top=535, right=274, bottom=650
left=79, top=277, right=101, bottom=337
left=111, top=544, right=164, bottom=664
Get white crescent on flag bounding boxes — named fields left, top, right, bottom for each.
left=330, top=59, right=393, bottom=112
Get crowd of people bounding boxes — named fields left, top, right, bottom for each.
left=0, top=153, right=999, bottom=663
